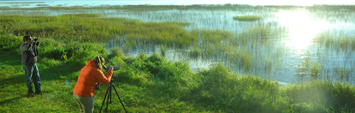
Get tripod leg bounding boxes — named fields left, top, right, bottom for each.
left=109, top=84, right=112, bottom=103
left=99, top=85, right=110, bottom=113
left=105, top=84, right=111, bottom=112
left=111, top=84, right=128, bottom=113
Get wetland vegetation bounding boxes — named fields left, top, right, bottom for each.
left=1, top=4, right=355, bottom=112
left=2, top=33, right=355, bottom=112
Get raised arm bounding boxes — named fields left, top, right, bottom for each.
left=34, top=41, right=40, bottom=47
left=94, top=69, right=113, bottom=84
left=20, top=41, right=34, bottom=52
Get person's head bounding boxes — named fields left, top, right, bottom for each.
left=94, top=56, right=105, bottom=70
left=23, top=35, right=32, bottom=43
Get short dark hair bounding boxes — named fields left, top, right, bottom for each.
left=23, top=35, right=31, bottom=42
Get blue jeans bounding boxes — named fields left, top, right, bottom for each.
left=23, top=64, right=41, bottom=94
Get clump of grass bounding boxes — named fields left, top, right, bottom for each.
left=60, top=13, right=100, bottom=17
left=239, top=25, right=279, bottom=46
left=36, top=4, right=49, bottom=7
left=191, top=29, right=235, bottom=44
left=138, top=50, right=147, bottom=59
left=227, top=47, right=252, bottom=72
left=333, top=67, right=352, bottom=82
left=233, top=15, right=261, bottom=21
left=295, top=52, right=311, bottom=83
left=311, top=62, right=322, bottom=79
left=160, top=44, right=166, bottom=57
left=315, top=33, right=355, bottom=51
left=110, top=47, right=124, bottom=58
left=189, top=46, right=201, bottom=58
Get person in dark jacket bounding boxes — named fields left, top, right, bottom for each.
left=20, top=35, right=44, bottom=97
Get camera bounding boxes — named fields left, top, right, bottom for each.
left=103, top=65, right=120, bottom=71
left=32, top=37, right=40, bottom=46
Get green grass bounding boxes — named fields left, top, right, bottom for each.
left=1, top=33, right=355, bottom=112
left=233, top=15, right=261, bottom=21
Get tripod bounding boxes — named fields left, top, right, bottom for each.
left=99, top=76, right=127, bottom=113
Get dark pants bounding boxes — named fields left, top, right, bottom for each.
left=73, top=94, right=94, bottom=113
left=23, top=64, right=41, bottom=94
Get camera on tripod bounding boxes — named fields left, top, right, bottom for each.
left=97, top=65, right=127, bottom=113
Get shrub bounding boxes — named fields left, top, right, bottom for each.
left=109, top=47, right=124, bottom=58
left=195, top=63, right=283, bottom=112
left=284, top=80, right=355, bottom=112
left=0, top=34, right=22, bottom=49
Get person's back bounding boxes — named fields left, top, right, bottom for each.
left=73, top=59, right=112, bottom=97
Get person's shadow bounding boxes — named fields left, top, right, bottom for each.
left=0, top=96, right=23, bottom=106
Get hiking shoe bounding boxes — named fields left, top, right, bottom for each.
left=35, top=91, right=48, bottom=95
left=28, top=93, right=35, bottom=97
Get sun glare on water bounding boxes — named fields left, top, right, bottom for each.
left=277, top=9, right=330, bottom=50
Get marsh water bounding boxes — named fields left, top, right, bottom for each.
left=105, top=8, right=355, bottom=86
left=2, top=1, right=355, bottom=86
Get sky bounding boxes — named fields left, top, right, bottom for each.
left=0, top=0, right=355, bottom=6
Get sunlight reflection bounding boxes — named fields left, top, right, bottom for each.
left=277, top=9, right=330, bottom=50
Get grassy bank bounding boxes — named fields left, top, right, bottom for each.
left=1, top=34, right=355, bottom=112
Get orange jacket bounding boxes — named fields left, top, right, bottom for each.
left=73, top=59, right=113, bottom=97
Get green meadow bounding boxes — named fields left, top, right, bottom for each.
left=0, top=5, right=355, bottom=112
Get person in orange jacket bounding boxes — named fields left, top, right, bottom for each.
left=73, top=56, right=113, bottom=113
